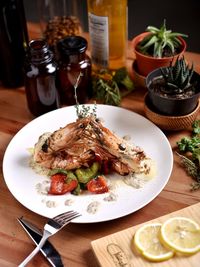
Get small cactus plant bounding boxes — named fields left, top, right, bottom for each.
left=160, top=57, right=194, bottom=94
left=137, top=20, right=188, bottom=58
left=146, top=56, right=200, bottom=116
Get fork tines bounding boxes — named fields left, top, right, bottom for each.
left=52, top=210, right=81, bottom=226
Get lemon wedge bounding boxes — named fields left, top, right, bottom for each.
left=133, top=223, right=174, bottom=262
left=160, top=217, right=200, bottom=255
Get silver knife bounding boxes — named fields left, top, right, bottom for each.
left=17, top=217, right=64, bottom=267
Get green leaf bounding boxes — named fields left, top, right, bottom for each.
left=146, top=26, right=159, bottom=33
left=153, top=41, right=159, bottom=57
left=169, top=32, right=188, bottom=38
left=174, top=68, right=181, bottom=83
left=140, top=35, right=158, bottom=50
left=154, top=42, right=162, bottom=57
left=166, top=39, right=175, bottom=54
left=138, top=34, right=152, bottom=46
left=160, top=19, right=167, bottom=32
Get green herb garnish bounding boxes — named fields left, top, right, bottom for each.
left=192, top=120, right=200, bottom=135
left=176, top=119, right=200, bottom=190
left=73, top=72, right=97, bottom=119
left=76, top=104, right=97, bottom=119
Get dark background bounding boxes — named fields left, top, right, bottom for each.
left=24, top=0, right=200, bottom=53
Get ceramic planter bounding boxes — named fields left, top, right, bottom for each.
left=146, top=68, right=200, bottom=116
left=132, top=32, right=187, bottom=77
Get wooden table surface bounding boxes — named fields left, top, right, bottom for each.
left=0, top=23, right=200, bottom=267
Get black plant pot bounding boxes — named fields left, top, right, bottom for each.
left=146, top=68, right=200, bottom=116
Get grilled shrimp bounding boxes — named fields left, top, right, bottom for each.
left=33, top=116, right=153, bottom=176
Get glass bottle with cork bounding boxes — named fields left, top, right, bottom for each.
left=87, top=0, right=127, bottom=70
left=56, top=36, right=92, bottom=106
left=24, top=39, right=59, bottom=117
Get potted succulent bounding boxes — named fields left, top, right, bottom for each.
left=132, top=20, right=187, bottom=77
left=146, top=57, right=200, bottom=116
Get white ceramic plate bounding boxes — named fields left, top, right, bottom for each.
left=3, top=105, right=173, bottom=223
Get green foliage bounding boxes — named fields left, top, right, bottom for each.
left=192, top=147, right=200, bottom=166
left=177, top=136, right=200, bottom=153
left=92, top=67, right=134, bottom=106
left=176, top=119, right=200, bottom=190
left=192, top=120, right=200, bottom=135
left=160, top=57, right=194, bottom=94
left=137, top=19, right=188, bottom=58
left=93, top=76, right=121, bottom=106
left=177, top=119, right=200, bottom=154
left=113, top=67, right=134, bottom=91
left=176, top=152, right=199, bottom=180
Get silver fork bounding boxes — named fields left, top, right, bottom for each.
left=18, top=210, right=81, bottom=267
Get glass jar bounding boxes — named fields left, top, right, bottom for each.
left=56, top=36, right=92, bottom=106
left=87, top=0, right=127, bottom=70
left=37, top=0, right=83, bottom=49
left=24, top=39, right=59, bottom=117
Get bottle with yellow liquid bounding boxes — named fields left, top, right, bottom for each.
left=87, top=0, right=127, bottom=70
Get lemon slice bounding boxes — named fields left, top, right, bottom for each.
left=133, top=223, right=174, bottom=262
left=160, top=217, right=200, bottom=255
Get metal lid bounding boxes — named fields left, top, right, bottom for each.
left=57, top=36, right=87, bottom=55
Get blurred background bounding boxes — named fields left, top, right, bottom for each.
left=24, top=0, right=200, bottom=53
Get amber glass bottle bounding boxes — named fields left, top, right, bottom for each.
left=24, top=39, right=59, bottom=117
left=56, top=36, right=92, bottom=106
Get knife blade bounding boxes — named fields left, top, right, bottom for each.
left=17, top=217, right=64, bottom=267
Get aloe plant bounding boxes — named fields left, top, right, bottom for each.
left=160, top=57, right=194, bottom=94
left=137, top=20, right=188, bottom=58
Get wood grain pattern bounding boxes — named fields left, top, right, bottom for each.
left=0, top=23, right=200, bottom=267
left=91, top=203, right=200, bottom=267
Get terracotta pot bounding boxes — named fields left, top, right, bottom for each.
left=146, top=68, right=200, bottom=116
left=131, top=32, right=187, bottom=77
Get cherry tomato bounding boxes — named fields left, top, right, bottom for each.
left=48, top=173, right=78, bottom=195
left=87, top=175, right=109, bottom=194
left=62, top=179, right=78, bottom=194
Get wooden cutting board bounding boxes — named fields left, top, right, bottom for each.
left=91, top=203, right=200, bottom=267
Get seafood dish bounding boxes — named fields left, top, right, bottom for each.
left=32, top=113, right=156, bottom=195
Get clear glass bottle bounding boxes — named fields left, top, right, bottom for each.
left=87, top=0, right=127, bottom=70
left=56, top=36, right=92, bottom=106
left=24, top=39, right=59, bottom=117
left=0, top=0, right=29, bottom=87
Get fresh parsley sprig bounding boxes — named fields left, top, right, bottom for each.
left=176, top=119, right=200, bottom=190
